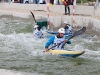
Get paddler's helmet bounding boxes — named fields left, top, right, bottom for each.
left=34, top=25, right=38, bottom=28
left=58, top=28, right=65, bottom=34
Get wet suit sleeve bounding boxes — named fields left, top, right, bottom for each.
left=67, top=40, right=71, bottom=44
left=64, top=36, right=71, bottom=44
left=45, top=36, right=55, bottom=48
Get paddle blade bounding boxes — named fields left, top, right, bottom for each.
left=74, top=27, right=86, bottom=36
left=68, top=27, right=86, bottom=40
left=30, top=11, right=36, bottom=23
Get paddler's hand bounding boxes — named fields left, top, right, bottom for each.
left=64, top=39, right=67, bottom=43
left=45, top=48, right=49, bottom=52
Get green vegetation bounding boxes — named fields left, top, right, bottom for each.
left=77, top=0, right=100, bottom=3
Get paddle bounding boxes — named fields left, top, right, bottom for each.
left=30, top=11, right=43, bottom=29
left=68, top=27, right=86, bottom=40
left=48, top=27, right=86, bottom=50
left=30, top=11, right=36, bottom=23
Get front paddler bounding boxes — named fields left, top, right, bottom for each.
left=45, top=28, right=71, bottom=52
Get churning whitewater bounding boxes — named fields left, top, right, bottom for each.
left=0, top=18, right=100, bottom=75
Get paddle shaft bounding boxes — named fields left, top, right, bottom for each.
left=30, top=11, right=36, bottom=23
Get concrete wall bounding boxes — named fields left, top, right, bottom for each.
left=95, top=7, right=100, bottom=17
left=0, top=3, right=65, bottom=14
left=0, top=3, right=47, bottom=11
left=0, top=3, right=99, bottom=16
left=75, top=5, right=94, bottom=15
left=0, top=10, right=29, bottom=18
left=0, top=3, right=100, bottom=33
left=1, top=10, right=100, bottom=31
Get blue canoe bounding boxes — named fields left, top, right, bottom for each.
left=45, top=50, right=85, bottom=58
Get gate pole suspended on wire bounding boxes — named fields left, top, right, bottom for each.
left=46, top=0, right=50, bottom=30
left=72, top=0, right=76, bottom=25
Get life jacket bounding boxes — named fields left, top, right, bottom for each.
left=52, top=36, right=65, bottom=50
left=33, top=29, right=43, bottom=38
left=65, top=24, right=73, bottom=34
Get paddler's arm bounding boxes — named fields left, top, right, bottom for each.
left=45, top=36, right=55, bottom=52
left=66, top=40, right=71, bottom=44
left=64, top=36, right=71, bottom=44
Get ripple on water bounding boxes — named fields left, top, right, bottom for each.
left=0, top=18, right=100, bottom=75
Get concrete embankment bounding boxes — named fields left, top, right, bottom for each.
left=0, top=3, right=100, bottom=36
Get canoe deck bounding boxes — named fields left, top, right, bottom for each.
left=45, top=50, right=85, bottom=58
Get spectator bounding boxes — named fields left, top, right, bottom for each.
left=70, top=0, right=74, bottom=5
left=54, top=0, right=58, bottom=5
left=33, top=25, right=43, bottom=38
left=63, top=0, right=71, bottom=15
left=59, top=0, right=63, bottom=5
left=50, top=0, right=54, bottom=4
left=39, top=0, right=46, bottom=4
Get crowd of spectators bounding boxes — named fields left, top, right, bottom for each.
left=0, top=0, right=74, bottom=5
left=37, top=0, right=74, bottom=5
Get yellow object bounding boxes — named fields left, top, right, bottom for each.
left=60, top=0, right=64, bottom=2
left=46, top=50, right=84, bottom=55
left=49, top=3, right=52, bottom=7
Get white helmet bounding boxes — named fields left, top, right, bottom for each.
left=34, top=25, right=38, bottom=28
left=58, top=28, right=65, bottom=34
left=64, top=20, right=68, bottom=24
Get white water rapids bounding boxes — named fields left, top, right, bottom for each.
left=0, top=18, right=100, bottom=75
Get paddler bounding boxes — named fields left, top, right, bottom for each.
left=33, top=25, right=43, bottom=38
left=45, top=28, right=71, bottom=52
left=64, top=20, right=73, bottom=34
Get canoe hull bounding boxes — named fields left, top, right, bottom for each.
left=46, top=50, right=85, bottom=58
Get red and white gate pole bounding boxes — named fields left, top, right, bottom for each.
left=46, top=0, right=50, bottom=30
left=72, top=0, right=76, bottom=25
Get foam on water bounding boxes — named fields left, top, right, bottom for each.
left=0, top=31, right=100, bottom=60
left=0, top=69, right=43, bottom=75
left=0, top=18, right=100, bottom=75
